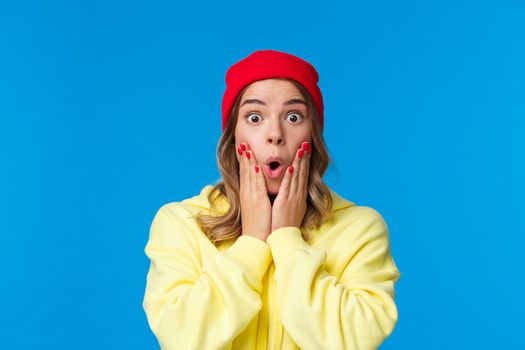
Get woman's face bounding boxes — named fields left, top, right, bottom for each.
left=235, top=79, right=312, bottom=195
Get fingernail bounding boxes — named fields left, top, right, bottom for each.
left=288, top=166, right=294, bottom=174
left=298, top=149, right=304, bottom=158
left=302, top=141, right=311, bottom=154
left=237, top=147, right=243, bottom=156
left=255, top=165, right=260, bottom=173
left=246, top=151, right=251, bottom=160
left=240, top=144, right=246, bottom=151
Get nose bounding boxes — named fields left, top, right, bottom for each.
left=266, top=119, right=284, bottom=145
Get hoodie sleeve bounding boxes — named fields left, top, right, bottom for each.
left=143, top=204, right=273, bottom=350
left=266, top=207, right=401, bottom=350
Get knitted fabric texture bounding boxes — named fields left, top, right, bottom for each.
left=221, top=49, right=324, bottom=131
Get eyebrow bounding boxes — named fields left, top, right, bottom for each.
left=240, top=98, right=306, bottom=107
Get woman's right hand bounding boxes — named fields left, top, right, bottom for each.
left=237, top=142, right=272, bottom=241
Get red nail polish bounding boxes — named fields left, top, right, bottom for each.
left=302, top=142, right=311, bottom=154
left=237, top=147, right=243, bottom=156
left=246, top=151, right=251, bottom=160
left=298, top=149, right=304, bottom=158
left=289, top=166, right=294, bottom=174
left=240, top=144, right=246, bottom=151
left=255, top=165, right=260, bottom=173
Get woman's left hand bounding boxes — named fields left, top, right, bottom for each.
left=271, top=141, right=311, bottom=232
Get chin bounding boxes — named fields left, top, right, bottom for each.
left=267, top=186, right=279, bottom=195
left=265, top=178, right=282, bottom=195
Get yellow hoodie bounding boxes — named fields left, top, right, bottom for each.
left=143, top=185, right=400, bottom=350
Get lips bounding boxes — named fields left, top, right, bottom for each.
left=264, top=157, right=284, bottom=178
left=265, top=163, right=284, bottom=178
left=263, top=156, right=287, bottom=178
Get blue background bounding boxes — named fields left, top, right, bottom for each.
left=1, top=0, right=523, bottom=349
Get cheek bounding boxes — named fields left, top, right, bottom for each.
left=289, top=128, right=311, bottom=148
left=236, top=137, right=262, bottom=159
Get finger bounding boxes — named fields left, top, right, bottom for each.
left=298, top=142, right=311, bottom=196
left=241, top=143, right=261, bottom=194
left=301, top=141, right=311, bottom=156
left=240, top=142, right=252, bottom=155
left=254, top=158, right=267, bottom=194
left=240, top=143, right=254, bottom=193
left=246, top=149, right=255, bottom=193
left=288, top=146, right=303, bottom=197
left=239, top=143, right=252, bottom=183
left=278, top=158, right=294, bottom=199
left=237, top=144, right=248, bottom=192
left=243, top=144, right=267, bottom=194
left=244, top=146, right=260, bottom=196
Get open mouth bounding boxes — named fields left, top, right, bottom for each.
left=269, top=161, right=280, bottom=170
left=266, top=161, right=284, bottom=178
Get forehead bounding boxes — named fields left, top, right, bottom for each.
left=241, top=79, right=302, bottom=99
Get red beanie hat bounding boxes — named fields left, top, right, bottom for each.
left=221, top=50, right=324, bottom=131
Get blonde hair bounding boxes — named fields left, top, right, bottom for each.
left=196, top=78, right=334, bottom=245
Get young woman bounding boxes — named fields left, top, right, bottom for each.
left=143, top=50, right=401, bottom=350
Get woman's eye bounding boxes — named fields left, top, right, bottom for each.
left=286, top=113, right=303, bottom=123
left=246, top=113, right=261, bottom=123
